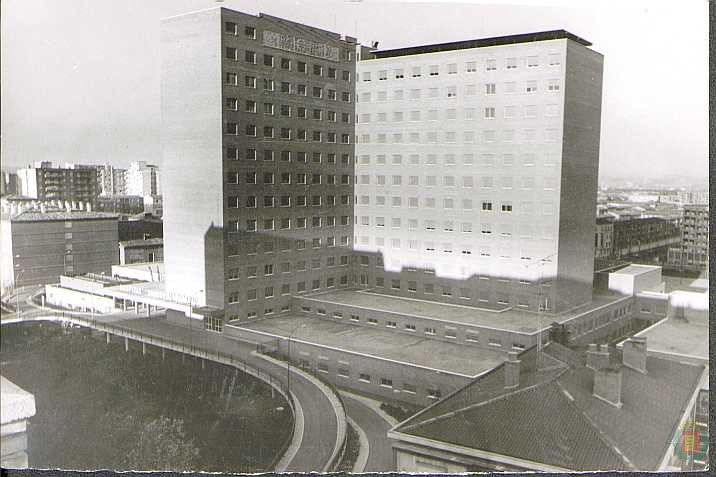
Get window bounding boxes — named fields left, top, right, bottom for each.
left=484, top=107, right=496, bottom=119
left=380, top=378, right=393, bottom=388
left=245, top=50, right=256, bottom=63
left=527, top=55, right=539, bottom=67
left=506, top=57, right=517, bottom=69
left=501, top=203, right=513, bottom=213
left=548, top=79, right=561, bottom=92
left=526, top=81, right=538, bottom=93
left=263, top=78, right=274, bottom=91
left=486, top=59, right=496, bottom=71
left=312, top=86, right=322, bottom=98
left=447, top=86, right=457, bottom=98
left=466, top=61, right=477, bottom=72
left=549, top=53, right=561, bottom=66
left=429, top=65, right=439, bottom=76
left=263, top=54, right=274, bottom=67
left=378, top=70, right=387, bottom=80
left=359, top=373, right=371, bottom=383
left=447, top=63, right=457, bottom=74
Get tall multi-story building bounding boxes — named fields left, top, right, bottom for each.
left=97, top=164, right=127, bottom=196
left=16, top=162, right=99, bottom=205
left=126, top=161, right=161, bottom=197
left=668, top=204, right=709, bottom=272
left=353, top=31, right=603, bottom=311
left=161, top=8, right=357, bottom=316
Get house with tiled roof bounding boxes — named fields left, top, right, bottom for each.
left=388, top=339, right=707, bottom=472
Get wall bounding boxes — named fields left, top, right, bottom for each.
left=11, top=218, right=118, bottom=286
left=161, top=8, right=225, bottom=307
left=45, top=284, right=116, bottom=313
left=224, top=323, right=470, bottom=405
left=555, top=40, right=603, bottom=306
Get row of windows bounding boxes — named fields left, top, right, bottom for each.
left=227, top=256, right=351, bottom=280
left=225, top=214, right=351, bottom=231
left=226, top=276, right=350, bottom=303
left=359, top=54, right=561, bottom=81
left=356, top=236, right=551, bottom=255
left=357, top=104, right=561, bottom=122
left=224, top=236, right=356, bottom=256
left=356, top=152, right=557, bottom=167
left=357, top=254, right=552, bottom=273
left=304, top=305, right=527, bottom=349
left=224, top=148, right=352, bottom=164
left=357, top=79, right=560, bottom=101
left=224, top=45, right=352, bottom=81
left=225, top=171, right=352, bottom=186
left=354, top=175, right=557, bottom=190
left=355, top=221, right=556, bottom=242
left=358, top=199, right=517, bottom=216
left=357, top=128, right=561, bottom=144
left=227, top=99, right=353, bottom=124
left=225, top=74, right=352, bottom=102
left=357, top=215, right=554, bottom=231
left=225, top=123, right=353, bottom=143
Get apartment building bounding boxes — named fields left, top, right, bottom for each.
left=668, top=204, right=709, bottom=272
left=354, top=31, right=603, bottom=311
left=126, top=161, right=161, bottom=197
left=16, top=162, right=99, bottom=205
left=161, top=8, right=357, bottom=320
left=97, top=164, right=127, bottom=196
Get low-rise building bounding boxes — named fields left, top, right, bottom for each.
left=388, top=339, right=707, bottom=472
left=0, top=376, right=36, bottom=469
left=118, top=238, right=163, bottom=265
left=1, top=210, right=119, bottom=288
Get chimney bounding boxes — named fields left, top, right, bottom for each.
left=586, top=344, right=610, bottom=370
left=593, top=365, right=623, bottom=408
left=622, top=336, right=647, bottom=374
left=504, top=351, right=521, bottom=389
left=40, top=203, right=46, bottom=214
left=86, top=201, right=92, bottom=212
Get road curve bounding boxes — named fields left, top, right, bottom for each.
left=1, top=309, right=343, bottom=472
left=340, top=392, right=397, bottom=471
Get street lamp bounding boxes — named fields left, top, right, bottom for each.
left=14, top=263, right=24, bottom=321
left=286, top=323, right=307, bottom=395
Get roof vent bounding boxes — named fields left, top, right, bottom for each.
left=622, top=336, right=647, bottom=374
left=504, top=351, right=520, bottom=389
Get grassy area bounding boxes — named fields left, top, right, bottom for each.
left=0, top=322, right=292, bottom=473
left=380, top=401, right=422, bottom=423
left=336, top=423, right=360, bottom=472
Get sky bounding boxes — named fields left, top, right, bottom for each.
left=0, top=0, right=709, bottom=183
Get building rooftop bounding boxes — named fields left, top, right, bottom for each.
left=611, top=264, right=660, bottom=276
left=630, top=314, right=708, bottom=362
left=301, top=289, right=625, bottom=334
left=369, top=30, right=591, bottom=59
left=1, top=376, right=36, bottom=425
left=392, top=343, right=705, bottom=471
left=232, top=314, right=506, bottom=378
left=119, top=238, right=164, bottom=247
left=10, top=211, right=118, bottom=222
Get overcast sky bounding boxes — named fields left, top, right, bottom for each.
left=1, top=0, right=708, bottom=182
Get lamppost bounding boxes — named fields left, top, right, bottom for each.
left=286, top=323, right=307, bottom=396
left=14, top=262, right=24, bottom=321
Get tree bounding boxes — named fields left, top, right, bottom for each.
left=121, top=416, right=200, bottom=471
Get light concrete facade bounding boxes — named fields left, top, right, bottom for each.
left=354, top=33, right=603, bottom=311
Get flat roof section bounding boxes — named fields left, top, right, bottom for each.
left=369, top=30, right=591, bottom=59
left=634, top=316, right=708, bottom=361
left=233, top=314, right=506, bottom=377
left=611, top=264, right=660, bottom=276
left=299, top=289, right=627, bottom=334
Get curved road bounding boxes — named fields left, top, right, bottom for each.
left=341, top=393, right=397, bottom=471
left=1, top=293, right=341, bottom=472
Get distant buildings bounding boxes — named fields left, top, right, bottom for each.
left=0, top=171, right=19, bottom=197
left=126, top=161, right=161, bottom=197
left=594, top=216, right=680, bottom=264
left=667, top=204, right=709, bottom=273
left=0, top=210, right=119, bottom=288
left=97, top=164, right=127, bottom=196
left=15, top=162, right=99, bottom=205
left=96, top=194, right=145, bottom=215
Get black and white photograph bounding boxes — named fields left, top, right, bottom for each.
left=0, top=0, right=709, bottom=473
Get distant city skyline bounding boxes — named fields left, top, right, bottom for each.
left=1, top=0, right=709, bottom=181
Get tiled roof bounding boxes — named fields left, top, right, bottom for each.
left=394, top=342, right=704, bottom=471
